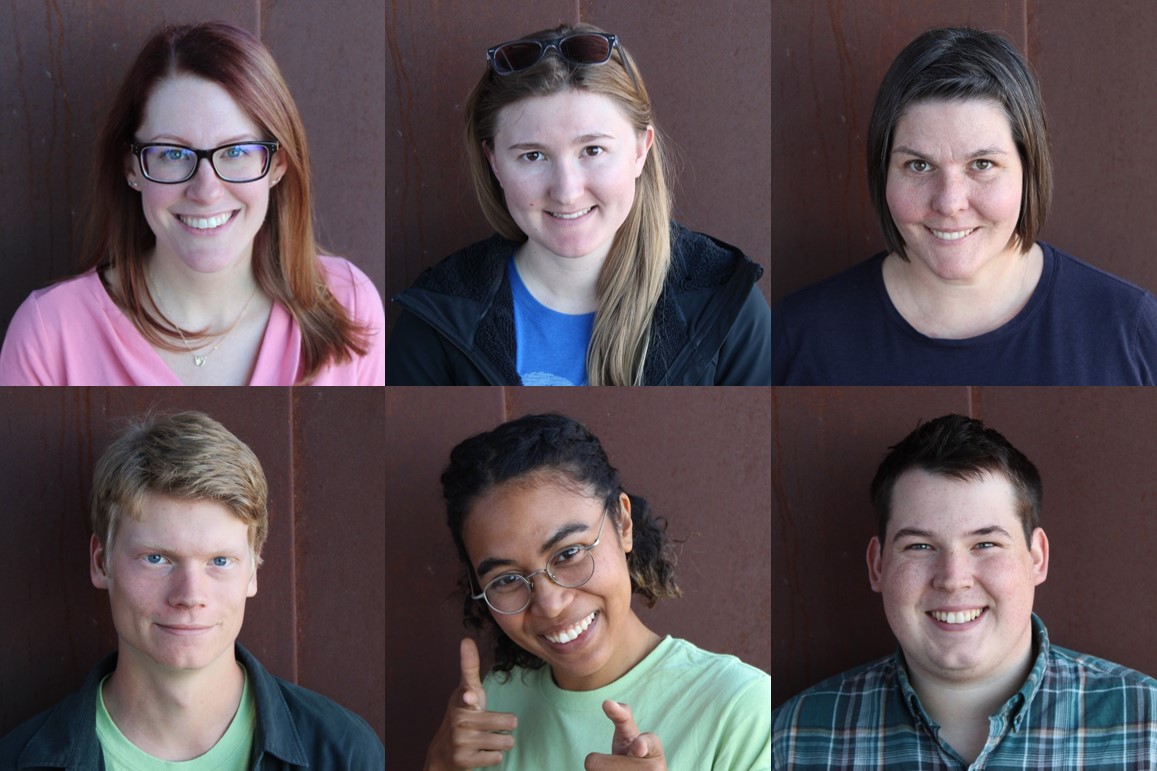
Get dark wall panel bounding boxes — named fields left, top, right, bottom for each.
left=774, top=387, right=1157, bottom=709
left=0, top=1, right=386, bottom=343
left=0, top=388, right=385, bottom=744
left=385, top=1, right=772, bottom=337
left=386, top=387, right=771, bottom=770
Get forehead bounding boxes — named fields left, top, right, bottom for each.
left=462, top=477, right=604, bottom=561
left=116, top=492, right=251, bottom=552
left=892, top=98, right=1015, bottom=150
left=889, top=468, right=1021, bottom=535
left=137, top=74, right=262, bottom=142
left=494, top=89, right=634, bottom=143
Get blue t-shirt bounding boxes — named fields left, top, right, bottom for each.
left=508, top=257, right=595, bottom=386
left=773, top=242, right=1157, bottom=384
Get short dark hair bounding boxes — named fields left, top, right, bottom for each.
left=870, top=414, right=1041, bottom=543
left=866, top=27, right=1052, bottom=260
left=441, top=413, right=680, bottom=676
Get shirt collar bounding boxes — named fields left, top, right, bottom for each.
left=892, top=613, right=1051, bottom=732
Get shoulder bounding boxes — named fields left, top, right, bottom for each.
left=773, top=656, right=898, bottom=731
left=775, top=255, right=884, bottom=317
left=9, top=271, right=106, bottom=321
left=667, top=223, right=763, bottom=290
left=1047, top=643, right=1157, bottom=700
left=658, top=637, right=769, bottom=689
left=1045, top=243, right=1153, bottom=304
left=402, top=233, right=517, bottom=301
left=317, top=256, right=384, bottom=318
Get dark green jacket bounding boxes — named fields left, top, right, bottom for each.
left=0, top=644, right=384, bottom=770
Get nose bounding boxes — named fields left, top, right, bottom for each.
left=167, top=564, right=207, bottom=609
left=549, top=158, right=584, bottom=207
left=931, top=169, right=969, bottom=215
left=184, top=156, right=226, bottom=203
left=931, top=548, right=973, bottom=592
left=527, top=572, right=572, bottom=618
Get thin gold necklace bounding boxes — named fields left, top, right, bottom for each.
left=147, top=267, right=258, bottom=367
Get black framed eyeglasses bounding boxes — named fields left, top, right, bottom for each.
left=130, top=141, right=280, bottom=184
left=470, top=508, right=609, bottom=615
left=486, top=32, right=638, bottom=90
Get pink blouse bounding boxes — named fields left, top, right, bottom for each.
left=0, top=256, right=385, bottom=385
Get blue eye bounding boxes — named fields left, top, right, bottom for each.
left=145, top=554, right=164, bottom=564
left=211, top=557, right=230, bottom=567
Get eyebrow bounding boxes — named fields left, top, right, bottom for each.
left=474, top=520, right=592, bottom=578
left=891, top=525, right=1014, bottom=544
left=143, top=134, right=259, bottom=147
left=891, top=145, right=1009, bottom=158
left=506, top=133, right=616, bottom=152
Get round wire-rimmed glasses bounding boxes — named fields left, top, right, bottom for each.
left=471, top=507, right=609, bottom=615
left=130, top=141, right=280, bottom=184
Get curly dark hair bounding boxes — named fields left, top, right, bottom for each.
left=441, top=413, right=681, bottom=676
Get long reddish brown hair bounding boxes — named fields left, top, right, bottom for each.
left=82, top=21, right=368, bottom=382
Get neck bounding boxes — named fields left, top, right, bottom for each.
left=148, top=251, right=261, bottom=330
left=883, top=242, right=1043, bottom=338
left=102, top=647, right=245, bottom=761
left=513, top=241, right=607, bottom=314
left=906, top=638, right=1035, bottom=763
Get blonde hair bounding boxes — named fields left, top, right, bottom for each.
left=91, top=411, right=269, bottom=565
left=465, top=23, right=673, bottom=385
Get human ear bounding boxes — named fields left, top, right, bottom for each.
left=1029, top=527, right=1049, bottom=586
left=866, top=536, right=884, bottom=593
left=268, top=152, right=288, bottom=187
left=482, top=141, right=503, bottom=189
left=616, top=493, right=633, bottom=553
left=633, top=125, right=654, bottom=178
left=125, top=154, right=142, bottom=191
left=90, top=534, right=110, bottom=589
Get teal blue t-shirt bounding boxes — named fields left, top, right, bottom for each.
left=508, top=257, right=595, bottom=386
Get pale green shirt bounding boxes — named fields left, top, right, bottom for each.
left=482, top=635, right=771, bottom=770
left=95, top=667, right=256, bottom=770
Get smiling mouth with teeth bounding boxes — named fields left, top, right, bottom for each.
left=929, top=227, right=976, bottom=241
left=929, top=608, right=984, bottom=625
left=549, top=207, right=593, bottom=220
left=544, top=611, right=597, bottom=644
left=178, top=211, right=236, bottom=230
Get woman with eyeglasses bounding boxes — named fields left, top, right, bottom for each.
left=386, top=24, right=771, bottom=385
left=0, top=22, right=385, bottom=385
left=425, top=414, right=771, bottom=770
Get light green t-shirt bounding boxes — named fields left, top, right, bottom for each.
left=95, top=667, right=256, bottom=770
left=482, top=635, right=771, bottom=770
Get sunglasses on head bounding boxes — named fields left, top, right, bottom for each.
left=486, top=32, right=638, bottom=89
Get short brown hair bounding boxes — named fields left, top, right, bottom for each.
left=91, top=412, right=269, bottom=563
left=866, top=28, right=1053, bottom=260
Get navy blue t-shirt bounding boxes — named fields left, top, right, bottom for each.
left=773, top=242, right=1157, bottom=385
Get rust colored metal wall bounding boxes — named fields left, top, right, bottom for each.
left=0, top=388, right=385, bottom=743
left=0, top=1, right=386, bottom=342
left=773, top=0, right=1157, bottom=305
left=386, top=387, right=771, bottom=769
left=385, top=1, right=772, bottom=336
left=774, top=387, right=1157, bottom=707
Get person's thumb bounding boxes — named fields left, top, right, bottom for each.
left=458, top=637, right=486, bottom=710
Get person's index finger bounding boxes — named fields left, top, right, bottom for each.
left=459, top=637, right=483, bottom=690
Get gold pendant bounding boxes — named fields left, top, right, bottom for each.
left=194, top=355, right=207, bottom=367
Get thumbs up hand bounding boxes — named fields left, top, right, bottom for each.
left=424, top=638, right=518, bottom=770
left=583, top=700, right=667, bottom=770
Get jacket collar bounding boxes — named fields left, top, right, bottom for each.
left=16, top=644, right=307, bottom=769
left=394, top=223, right=763, bottom=385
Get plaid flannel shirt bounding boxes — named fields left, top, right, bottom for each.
left=773, top=615, right=1157, bottom=769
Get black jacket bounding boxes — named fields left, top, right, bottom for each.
left=0, top=644, right=385, bottom=770
left=385, top=223, right=771, bottom=384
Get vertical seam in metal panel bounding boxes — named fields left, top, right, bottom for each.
left=288, top=387, right=300, bottom=683
left=255, top=0, right=264, bottom=39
